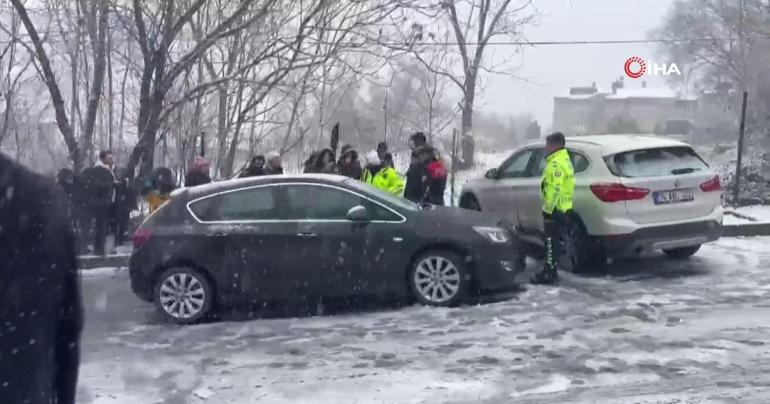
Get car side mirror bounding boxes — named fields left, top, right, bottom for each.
left=346, top=205, right=370, bottom=222
left=484, top=168, right=499, bottom=180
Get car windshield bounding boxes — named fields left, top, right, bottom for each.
left=343, top=178, right=420, bottom=211
left=607, top=146, right=710, bottom=178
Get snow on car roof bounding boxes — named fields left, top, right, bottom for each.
left=567, top=134, right=690, bottom=155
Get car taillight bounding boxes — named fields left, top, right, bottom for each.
left=699, top=175, right=721, bottom=192
left=590, top=183, right=650, bottom=203
left=132, top=228, right=153, bottom=250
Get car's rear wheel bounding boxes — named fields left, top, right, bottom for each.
left=459, top=194, right=481, bottom=211
left=154, top=266, right=213, bottom=324
left=663, top=245, right=701, bottom=259
left=560, top=218, right=607, bottom=274
left=409, top=251, right=469, bottom=307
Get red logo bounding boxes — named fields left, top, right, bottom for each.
left=624, top=56, right=646, bottom=79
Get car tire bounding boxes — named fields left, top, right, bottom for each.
left=409, top=250, right=469, bottom=307
left=560, top=218, right=607, bottom=274
left=663, top=245, right=701, bottom=259
left=154, top=266, right=213, bottom=324
left=459, top=194, right=481, bottom=211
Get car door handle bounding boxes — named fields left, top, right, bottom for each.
left=296, top=232, right=319, bottom=238
left=205, top=232, right=225, bottom=237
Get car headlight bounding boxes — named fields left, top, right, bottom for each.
left=473, top=226, right=511, bottom=243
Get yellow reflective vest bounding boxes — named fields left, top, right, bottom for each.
left=541, top=148, right=575, bottom=214
left=146, top=191, right=170, bottom=213
left=362, top=166, right=405, bottom=196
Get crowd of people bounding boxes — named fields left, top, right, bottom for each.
left=54, top=151, right=216, bottom=255
left=237, top=132, right=447, bottom=205
left=52, top=132, right=448, bottom=255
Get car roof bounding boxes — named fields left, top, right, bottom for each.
left=524, top=134, right=690, bottom=156
left=177, top=173, right=347, bottom=199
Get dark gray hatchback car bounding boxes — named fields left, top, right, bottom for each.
left=129, top=174, right=522, bottom=323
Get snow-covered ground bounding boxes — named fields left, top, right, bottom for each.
left=724, top=205, right=770, bottom=224
left=77, top=237, right=770, bottom=403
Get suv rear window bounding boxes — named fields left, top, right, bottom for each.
left=606, top=146, right=709, bottom=178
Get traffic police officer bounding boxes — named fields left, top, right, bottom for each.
left=532, top=132, right=575, bottom=284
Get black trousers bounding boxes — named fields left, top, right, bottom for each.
left=543, top=210, right=569, bottom=273
left=87, top=205, right=110, bottom=255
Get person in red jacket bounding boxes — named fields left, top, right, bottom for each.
left=421, top=147, right=448, bottom=205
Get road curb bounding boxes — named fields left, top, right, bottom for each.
left=78, top=255, right=130, bottom=270
left=722, top=223, right=770, bottom=237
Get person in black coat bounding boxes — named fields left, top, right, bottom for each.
left=404, top=132, right=428, bottom=202
left=80, top=150, right=116, bottom=255
left=0, top=153, right=82, bottom=404
left=240, top=155, right=266, bottom=178
left=113, top=167, right=137, bottom=245
left=185, top=157, right=212, bottom=187
left=337, top=145, right=363, bottom=179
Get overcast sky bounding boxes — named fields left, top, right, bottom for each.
left=478, top=0, right=676, bottom=129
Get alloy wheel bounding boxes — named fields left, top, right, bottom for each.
left=158, top=272, right=206, bottom=320
left=413, top=256, right=461, bottom=304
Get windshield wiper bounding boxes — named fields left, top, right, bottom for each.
left=671, top=167, right=700, bottom=175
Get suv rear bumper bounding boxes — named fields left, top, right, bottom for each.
left=598, top=219, right=722, bottom=256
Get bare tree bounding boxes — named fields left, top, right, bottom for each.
left=398, top=0, right=536, bottom=167
left=125, top=0, right=281, bottom=181
left=9, top=0, right=110, bottom=171
left=0, top=11, right=34, bottom=145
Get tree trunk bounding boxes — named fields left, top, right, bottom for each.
left=460, top=74, right=476, bottom=168
left=214, top=87, right=229, bottom=177
left=222, top=81, right=247, bottom=177
left=81, top=0, right=109, bottom=163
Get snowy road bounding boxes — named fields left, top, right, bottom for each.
left=77, top=237, right=770, bottom=404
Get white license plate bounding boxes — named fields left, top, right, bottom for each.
left=654, top=189, right=694, bottom=205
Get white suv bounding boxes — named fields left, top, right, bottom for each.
left=460, top=135, right=723, bottom=272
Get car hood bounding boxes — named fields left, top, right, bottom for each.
left=418, top=204, right=507, bottom=228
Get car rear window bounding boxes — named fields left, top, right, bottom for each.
left=606, top=146, right=709, bottom=178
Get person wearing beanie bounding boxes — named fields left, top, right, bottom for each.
left=185, top=156, right=212, bottom=187
left=337, top=144, right=363, bottom=179
left=265, top=151, right=284, bottom=175
left=361, top=150, right=404, bottom=195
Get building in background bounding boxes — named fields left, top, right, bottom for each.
left=551, top=80, right=730, bottom=140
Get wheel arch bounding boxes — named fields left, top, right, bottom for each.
left=459, top=192, right=481, bottom=209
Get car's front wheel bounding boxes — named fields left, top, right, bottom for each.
left=154, top=266, right=213, bottom=324
left=409, top=251, right=469, bottom=307
left=663, top=245, right=701, bottom=259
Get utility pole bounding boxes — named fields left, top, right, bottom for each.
left=383, top=89, right=388, bottom=144
left=383, top=71, right=397, bottom=144
left=733, top=0, right=748, bottom=206
left=734, top=91, right=749, bottom=206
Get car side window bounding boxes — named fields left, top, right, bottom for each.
left=499, top=150, right=535, bottom=179
left=570, top=151, right=590, bottom=173
left=532, top=149, right=591, bottom=177
left=191, top=186, right=277, bottom=221
left=284, top=184, right=401, bottom=221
